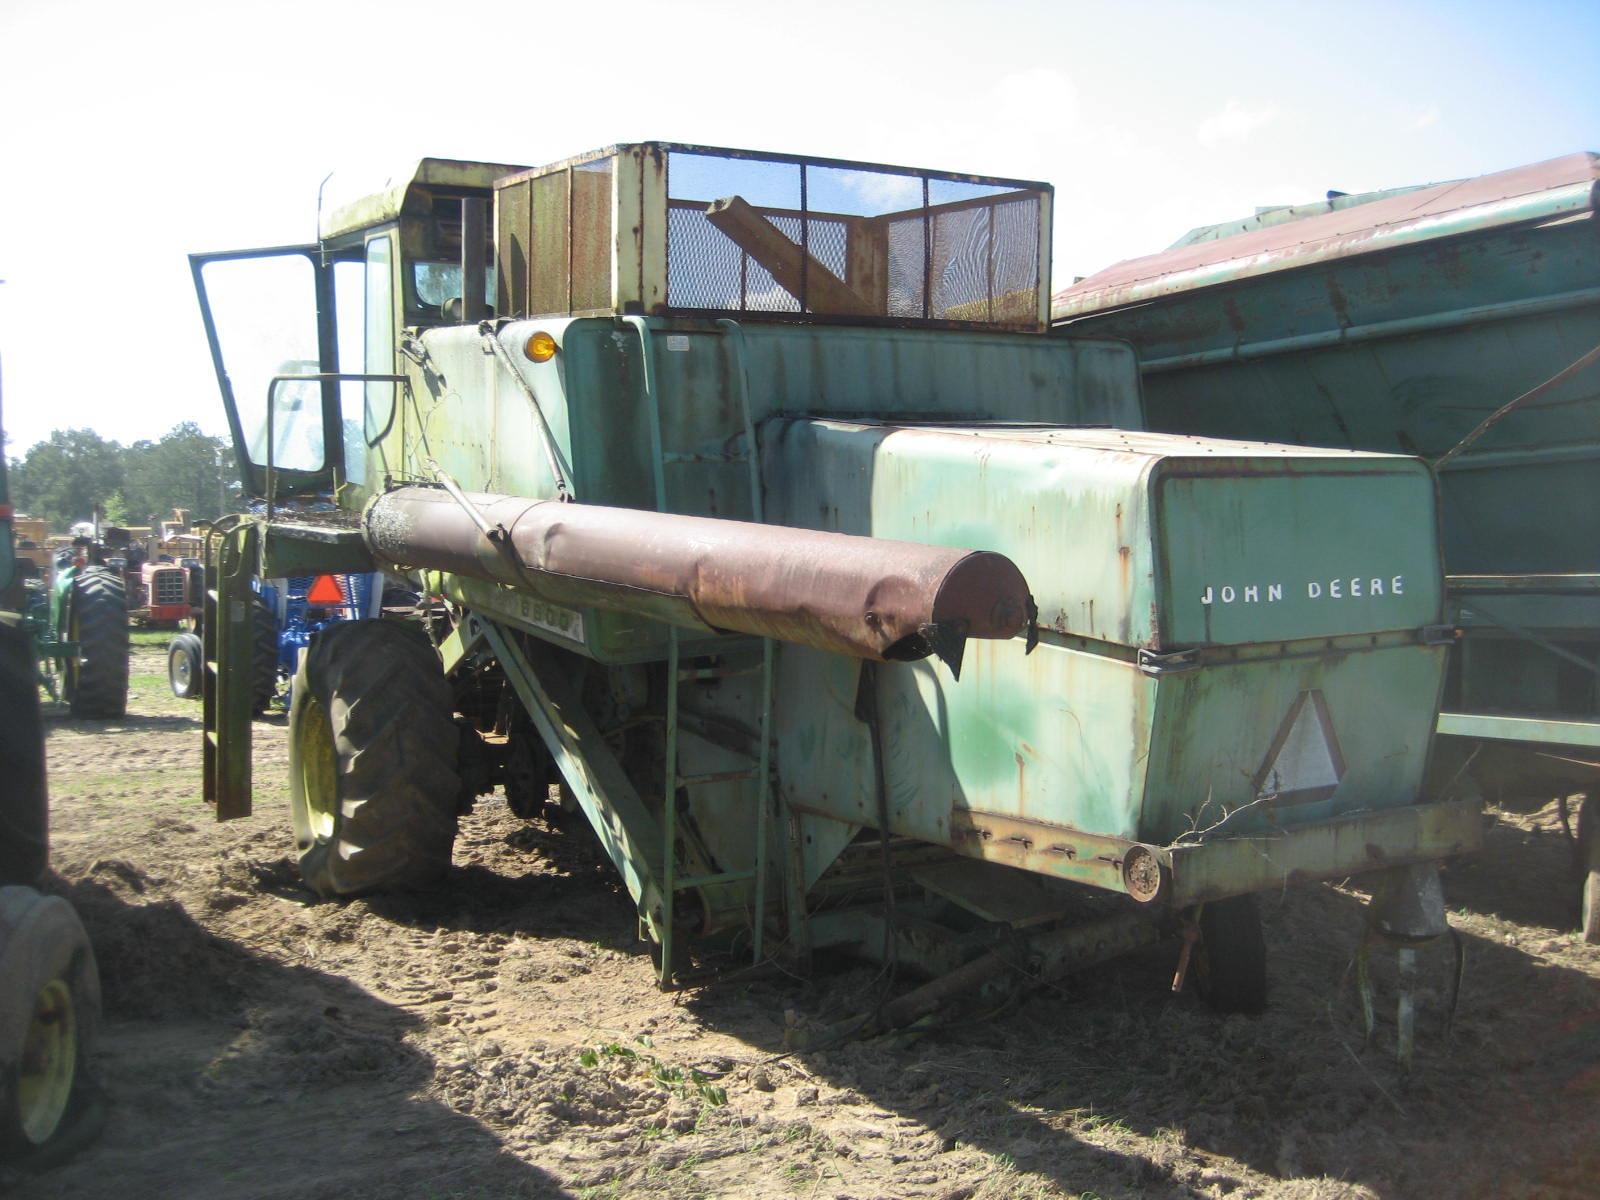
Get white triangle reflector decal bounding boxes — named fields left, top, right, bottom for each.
left=1254, top=690, right=1345, bottom=807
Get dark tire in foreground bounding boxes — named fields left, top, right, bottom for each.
left=167, top=632, right=203, bottom=701
left=288, top=619, right=461, bottom=897
left=1193, top=894, right=1268, bottom=1015
left=0, top=887, right=101, bottom=1163
left=0, top=625, right=48, bottom=888
left=64, top=568, right=127, bottom=720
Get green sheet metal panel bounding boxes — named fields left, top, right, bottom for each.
left=1154, top=458, right=1441, bottom=645
left=763, top=417, right=1164, bottom=647
left=775, top=632, right=1156, bottom=852
left=763, top=419, right=1439, bottom=650
left=1142, top=640, right=1446, bottom=842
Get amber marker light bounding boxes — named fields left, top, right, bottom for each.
left=524, top=331, right=558, bottom=362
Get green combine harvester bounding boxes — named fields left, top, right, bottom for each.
left=189, top=143, right=1478, bottom=1048
left=1054, top=152, right=1600, bottom=937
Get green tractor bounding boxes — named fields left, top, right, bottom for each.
left=28, top=537, right=130, bottom=721
left=0, top=360, right=104, bottom=1164
left=189, top=143, right=1479, bottom=1053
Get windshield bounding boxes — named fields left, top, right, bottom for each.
left=412, top=262, right=497, bottom=319
left=199, top=254, right=326, bottom=474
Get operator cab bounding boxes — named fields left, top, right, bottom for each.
left=190, top=143, right=1052, bottom=501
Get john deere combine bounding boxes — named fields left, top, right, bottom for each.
left=189, top=144, right=1477, bottom=1039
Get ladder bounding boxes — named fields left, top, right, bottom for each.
left=625, top=316, right=774, bottom=986
left=201, top=517, right=257, bottom=820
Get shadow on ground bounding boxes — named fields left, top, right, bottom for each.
left=7, top=875, right=566, bottom=1200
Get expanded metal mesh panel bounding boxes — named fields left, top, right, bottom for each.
left=530, top=171, right=570, bottom=317
left=570, top=159, right=613, bottom=312
left=885, top=216, right=927, bottom=318
left=989, top=197, right=1042, bottom=324
left=667, top=205, right=747, bottom=310
left=665, top=149, right=1044, bottom=327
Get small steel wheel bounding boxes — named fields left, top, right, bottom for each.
left=167, top=633, right=203, bottom=700
left=0, top=887, right=101, bottom=1161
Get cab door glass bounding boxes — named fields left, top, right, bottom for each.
left=199, top=253, right=325, bottom=473
left=363, top=234, right=397, bottom=480
left=332, top=258, right=369, bottom=486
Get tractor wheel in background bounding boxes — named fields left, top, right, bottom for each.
left=0, top=625, right=48, bottom=888
left=166, top=633, right=203, bottom=701
left=503, top=712, right=554, bottom=821
left=288, top=619, right=462, bottom=897
left=251, top=597, right=278, bottom=715
left=0, top=887, right=101, bottom=1163
left=63, top=568, right=127, bottom=720
left=1193, top=894, right=1268, bottom=1015
left=1578, top=796, right=1600, bottom=944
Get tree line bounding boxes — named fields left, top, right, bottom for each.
left=8, top=424, right=240, bottom=532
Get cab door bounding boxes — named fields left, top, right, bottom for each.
left=189, top=245, right=350, bottom=499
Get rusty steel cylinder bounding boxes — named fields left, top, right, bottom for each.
left=363, top=486, right=1032, bottom=668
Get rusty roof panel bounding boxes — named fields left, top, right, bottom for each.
left=1054, top=153, right=1599, bottom=319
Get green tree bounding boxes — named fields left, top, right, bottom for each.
left=121, top=423, right=236, bottom=525
left=10, top=428, right=125, bottom=528
left=102, top=490, right=131, bottom=525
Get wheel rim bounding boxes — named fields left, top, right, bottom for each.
left=297, top=692, right=339, bottom=842
left=170, top=647, right=192, bottom=693
left=18, top=978, right=76, bottom=1146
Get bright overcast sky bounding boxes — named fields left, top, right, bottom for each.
left=1, top=0, right=1596, bottom=454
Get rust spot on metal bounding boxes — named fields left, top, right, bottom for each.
left=1324, top=277, right=1352, bottom=329
left=1221, top=295, right=1247, bottom=336
left=1122, top=844, right=1165, bottom=903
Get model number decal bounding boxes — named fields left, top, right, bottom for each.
left=1200, top=577, right=1406, bottom=605
left=516, top=594, right=585, bottom=641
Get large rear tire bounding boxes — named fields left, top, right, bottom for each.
left=288, top=620, right=461, bottom=897
left=0, top=887, right=101, bottom=1162
left=64, top=568, right=127, bottom=720
left=0, top=625, right=48, bottom=888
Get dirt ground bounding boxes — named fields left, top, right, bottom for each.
left=6, top=641, right=1600, bottom=1199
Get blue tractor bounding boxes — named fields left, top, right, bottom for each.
left=167, top=570, right=395, bottom=713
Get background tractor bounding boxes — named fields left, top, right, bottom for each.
left=187, top=143, right=1479, bottom=1050
left=5, top=508, right=129, bottom=722
left=166, top=564, right=397, bottom=713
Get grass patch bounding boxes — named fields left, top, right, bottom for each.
left=577, top=1042, right=729, bottom=1109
